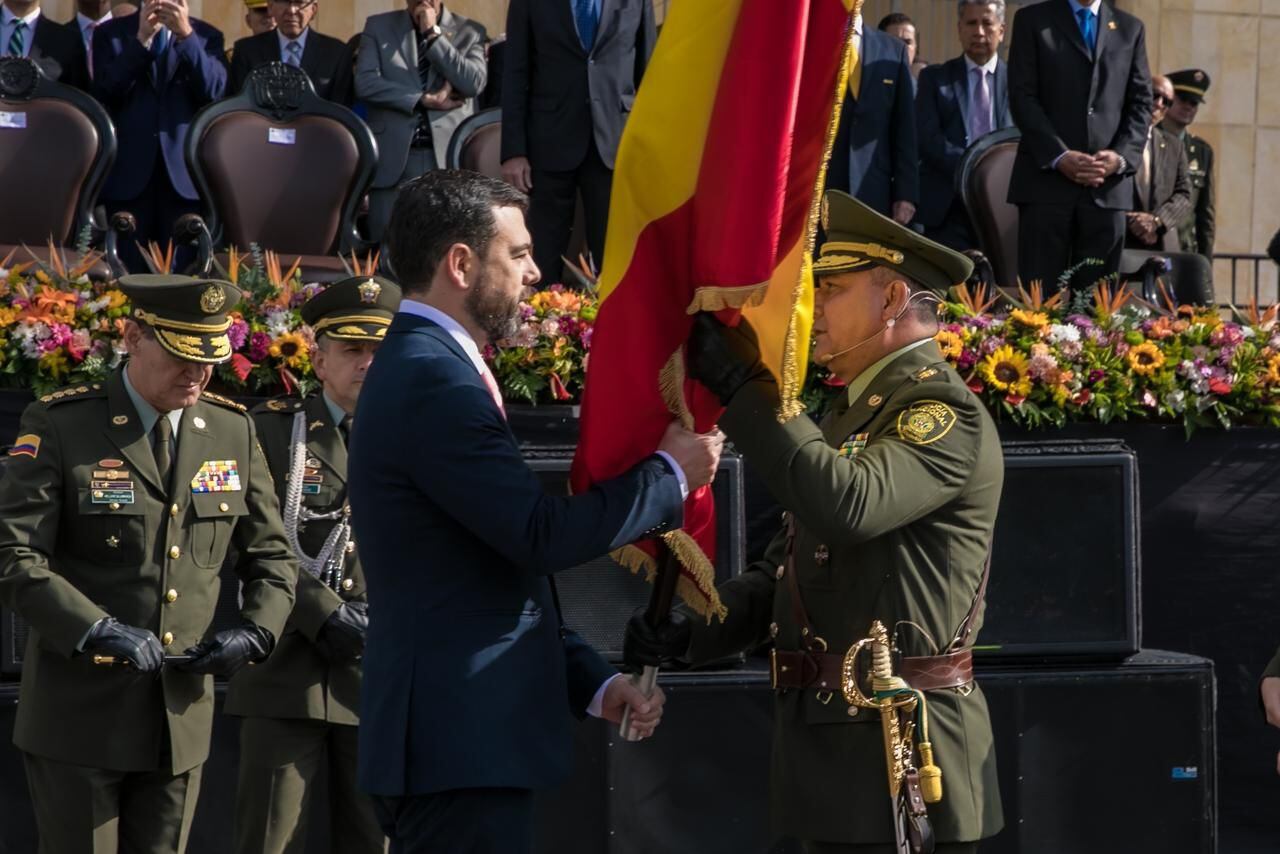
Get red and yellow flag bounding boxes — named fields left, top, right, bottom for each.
left=570, top=0, right=860, bottom=620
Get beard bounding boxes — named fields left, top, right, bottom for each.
left=464, top=268, right=522, bottom=344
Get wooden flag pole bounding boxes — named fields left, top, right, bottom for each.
left=619, top=541, right=681, bottom=741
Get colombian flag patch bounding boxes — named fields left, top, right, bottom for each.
left=8, top=434, right=40, bottom=459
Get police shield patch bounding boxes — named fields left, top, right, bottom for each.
left=896, top=400, right=957, bottom=445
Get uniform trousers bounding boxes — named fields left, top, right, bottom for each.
left=234, top=716, right=386, bottom=854
left=804, top=842, right=979, bottom=853
left=370, top=787, right=533, bottom=854
left=528, top=135, right=612, bottom=286
left=367, top=145, right=438, bottom=245
left=23, top=751, right=202, bottom=854
left=1017, top=198, right=1126, bottom=292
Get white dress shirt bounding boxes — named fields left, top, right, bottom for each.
left=277, top=27, right=309, bottom=65
left=75, top=10, right=111, bottom=52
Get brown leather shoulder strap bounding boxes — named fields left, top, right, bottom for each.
left=782, top=513, right=826, bottom=651
left=948, top=543, right=992, bottom=652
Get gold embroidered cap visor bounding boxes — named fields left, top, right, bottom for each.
left=300, top=275, right=402, bottom=342
left=118, top=274, right=242, bottom=365
left=243, top=0, right=269, bottom=8
left=1166, top=68, right=1210, bottom=103
left=813, top=190, right=973, bottom=293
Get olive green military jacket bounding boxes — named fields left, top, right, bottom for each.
left=0, top=370, right=297, bottom=774
left=684, top=341, right=1004, bottom=845
left=1177, top=132, right=1214, bottom=259
left=225, top=394, right=364, bottom=725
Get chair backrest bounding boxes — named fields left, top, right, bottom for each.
left=186, top=63, right=377, bottom=256
left=446, top=107, right=503, bottom=178
left=0, top=57, right=115, bottom=246
left=957, top=127, right=1021, bottom=289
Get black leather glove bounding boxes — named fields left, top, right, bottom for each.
left=686, top=313, right=770, bottom=405
left=83, top=618, right=164, bottom=673
left=316, top=601, right=368, bottom=662
left=178, top=623, right=274, bottom=676
left=623, top=607, right=692, bottom=669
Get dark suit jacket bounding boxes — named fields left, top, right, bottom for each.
left=915, top=55, right=1013, bottom=229
left=827, top=25, right=919, bottom=217
left=501, top=0, right=656, bottom=172
left=26, top=14, right=89, bottom=90
left=1127, top=126, right=1190, bottom=253
left=349, top=312, right=684, bottom=796
left=1007, top=0, right=1151, bottom=210
left=92, top=14, right=227, bottom=202
left=229, top=28, right=353, bottom=105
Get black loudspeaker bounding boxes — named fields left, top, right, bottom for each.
left=979, top=440, right=1141, bottom=660
left=524, top=448, right=745, bottom=662
left=536, top=652, right=1215, bottom=854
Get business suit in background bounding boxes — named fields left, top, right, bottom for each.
left=1008, top=0, right=1151, bottom=289
left=500, top=0, right=655, bottom=281
left=229, top=24, right=353, bottom=104
left=355, top=3, right=487, bottom=243
left=63, top=5, right=112, bottom=85
left=915, top=0, right=1014, bottom=250
left=0, top=6, right=89, bottom=89
left=827, top=19, right=919, bottom=225
left=93, top=8, right=227, bottom=271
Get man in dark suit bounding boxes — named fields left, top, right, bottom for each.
left=1, top=0, right=89, bottom=89
left=916, top=0, right=1014, bottom=250
left=63, top=0, right=112, bottom=84
left=229, top=0, right=351, bottom=102
left=355, top=0, right=487, bottom=244
left=348, top=170, right=724, bottom=853
left=93, top=0, right=227, bottom=272
left=1007, top=0, right=1151, bottom=289
left=500, top=0, right=656, bottom=281
left=827, top=12, right=919, bottom=226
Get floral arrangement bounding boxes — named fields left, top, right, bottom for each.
left=804, top=283, right=1280, bottom=435
left=487, top=284, right=597, bottom=405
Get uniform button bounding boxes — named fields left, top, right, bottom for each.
left=170, top=504, right=179, bottom=517
left=341, top=578, right=354, bottom=591
left=846, top=706, right=859, bottom=718
left=108, top=502, right=120, bottom=511
left=218, top=502, right=229, bottom=512
left=169, top=545, right=181, bottom=559
left=775, top=565, right=785, bottom=580
left=161, top=631, right=174, bottom=646
left=345, top=541, right=356, bottom=554
left=165, top=589, right=178, bottom=603
left=769, top=622, right=779, bottom=638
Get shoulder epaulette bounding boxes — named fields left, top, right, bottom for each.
left=200, top=391, right=248, bottom=412
left=911, top=362, right=951, bottom=383
left=39, top=383, right=106, bottom=405
left=253, top=397, right=304, bottom=414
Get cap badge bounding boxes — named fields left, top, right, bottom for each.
left=1194, top=70, right=1205, bottom=81
left=820, top=196, right=830, bottom=231
left=200, top=285, right=226, bottom=314
left=359, top=279, right=382, bottom=304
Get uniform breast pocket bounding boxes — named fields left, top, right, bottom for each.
left=189, top=492, right=248, bottom=569
left=74, top=490, right=148, bottom=567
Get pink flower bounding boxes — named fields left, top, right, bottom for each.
left=247, top=331, right=271, bottom=361
left=68, top=329, right=92, bottom=361
left=1208, top=378, right=1233, bottom=396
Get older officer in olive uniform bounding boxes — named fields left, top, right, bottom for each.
left=627, top=192, right=1003, bottom=853
left=226, top=276, right=398, bottom=854
left=1162, top=69, right=1215, bottom=262
left=0, top=275, right=297, bottom=854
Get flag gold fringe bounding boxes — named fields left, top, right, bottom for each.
left=658, top=349, right=694, bottom=429
left=777, top=9, right=860, bottom=424
left=686, top=281, right=770, bottom=314
left=609, top=534, right=728, bottom=624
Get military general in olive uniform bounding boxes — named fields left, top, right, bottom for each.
left=1162, top=69, right=1215, bottom=262
left=0, top=275, right=297, bottom=854
left=225, top=276, right=399, bottom=854
left=626, top=192, right=1004, bottom=853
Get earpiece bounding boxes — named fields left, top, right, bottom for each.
left=886, top=318, right=896, bottom=328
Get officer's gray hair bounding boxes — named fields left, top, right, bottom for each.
left=958, top=0, right=1006, bottom=22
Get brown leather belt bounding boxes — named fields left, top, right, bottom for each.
left=770, top=647, right=973, bottom=694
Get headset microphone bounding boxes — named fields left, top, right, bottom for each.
left=816, top=292, right=940, bottom=366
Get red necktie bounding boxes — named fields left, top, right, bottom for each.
left=480, top=364, right=506, bottom=419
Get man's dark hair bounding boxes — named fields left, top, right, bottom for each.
left=385, top=170, right=529, bottom=296
left=878, top=12, right=914, bottom=30
left=871, top=266, right=940, bottom=324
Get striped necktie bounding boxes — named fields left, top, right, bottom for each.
left=285, top=40, right=302, bottom=67
left=7, top=20, right=27, bottom=57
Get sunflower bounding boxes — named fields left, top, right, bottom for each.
left=1264, top=354, right=1280, bottom=385
left=980, top=345, right=1032, bottom=396
left=934, top=329, right=963, bottom=360
left=1009, top=309, right=1049, bottom=330
left=1126, top=342, right=1165, bottom=376
left=268, top=331, right=310, bottom=369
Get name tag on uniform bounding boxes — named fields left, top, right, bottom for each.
left=191, top=460, right=242, bottom=493
left=92, top=488, right=135, bottom=504
left=302, top=484, right=322, bottom=495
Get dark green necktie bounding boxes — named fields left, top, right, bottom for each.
left=339, top=414, right=353, bottom=447
left=153, top=416, right=173, bottom=490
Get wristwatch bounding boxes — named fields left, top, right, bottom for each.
left=426, top=24, right=442, bottom=42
